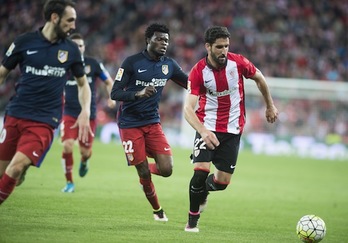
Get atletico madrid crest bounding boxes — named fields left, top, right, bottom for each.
left=126, top=153, right=134, bottom=161
left=58, top=50, right=68, bottom=63
left=162, top=65, right=168, bottom=75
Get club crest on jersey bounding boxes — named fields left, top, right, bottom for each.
left=0, top=128, right=6, bottom=143
left=194, top=149, right=200, bottom=157
left=58, top=50, right=68, bottom=63
left=162, top=65, right=168, bottom=75
left=84, top=65, right=91, bottom=74
left=126, top=153, right=134, bottom=161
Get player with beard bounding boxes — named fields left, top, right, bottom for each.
left=183, top=26, right=278, bottom=232
left=111, top=23, right=188, bottom=222
left=0, top=0, right=92, bottom=205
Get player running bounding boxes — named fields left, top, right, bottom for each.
left=111, top=23, right=188, bottom=221
left=0, top=0, right=92, bottom=205
left=60, top=33, right=115, bottom=193
left=183, top=26, right=278, bottom=232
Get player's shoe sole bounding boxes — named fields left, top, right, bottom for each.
left=185, top=213, right=200, bottom=232
left=153, top=209, right=168, bottom=222
left=61, top=183, right=75, bottom=193
left=184, top=224, right=199, bottom=233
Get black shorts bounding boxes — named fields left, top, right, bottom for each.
left=191, top=132, right=241, bottom=174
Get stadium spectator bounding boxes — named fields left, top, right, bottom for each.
left=183, top=26, right=278, bottom=232
left=110, top=23, right=188, bottom=222
left=1, top=1, right=347, bottom=117
left=0, top=0, right=92, bottom=205
left=60, top=33, right=115, bottom=193
left=0, top=0, right=347, bottom=155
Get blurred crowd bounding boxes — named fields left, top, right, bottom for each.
left=0, top=0, right=347, bottom=143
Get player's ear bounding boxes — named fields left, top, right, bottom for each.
left=51, top=13, right=59, bottom=24
left=205, top=43, right=211, bottom=52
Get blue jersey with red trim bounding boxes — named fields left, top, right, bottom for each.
left=111, top=50, right=188, bottom=129
left=64, top=56, right=108, bottom=119
left=1, top=29, right=84, bottom=128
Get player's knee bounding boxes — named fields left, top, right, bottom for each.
left=8, top=163, right=28, bottom=179
left=158, top=163, right=172, bottom=177
left=63, top=140, right=74, bottom=153
left=190, top=170, right=209, bottom=192
left=155, top=156, right=173, bottom=177
left=160, top=168, right=172, bottom=177
left=206, top=174, right=228, bottom=191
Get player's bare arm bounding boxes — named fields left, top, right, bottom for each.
left=104, top=75, right=116, bottom=108
left=0, top=65, right=10, bottom=85
left=183, top=93, right=220, bottom=150
left=74, top=74, right=93, bottom=142
left=251, top=69, right=279, bottom=123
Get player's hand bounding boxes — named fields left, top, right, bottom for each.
left=71, top=111, right=94, bottom=143
left=107, top=98, right=116, bottom=109
left=136, top=85, right=157, bottom=98
left=265, top=105, right=278, bottom=123
left=200, top=129, right=220, bottom=150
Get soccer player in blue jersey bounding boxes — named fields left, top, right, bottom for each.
left=111, top=23, right=188, bottom=221
left=61, top=33, right=115, bottom=193
left=0, top=0, right=92, bottom=205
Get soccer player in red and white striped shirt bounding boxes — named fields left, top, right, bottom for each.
left=183, top=26, right=278, bottom=233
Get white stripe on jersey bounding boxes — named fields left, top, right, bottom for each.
left=201, top=59, right=243, bottom=134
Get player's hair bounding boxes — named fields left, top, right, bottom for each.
left=204, top=26, right=231, bottom=45
left=43, top=0, right=76, bottom=21
left=145, top=23, right=169, bottom=45
left=69, top=32, right=83, bottom=40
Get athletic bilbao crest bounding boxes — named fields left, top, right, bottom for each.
left=58, top=50, right=68, bottom=63
left=162, top=65, right=168, bottom=75
left=194, top=149, right=200, bottom=157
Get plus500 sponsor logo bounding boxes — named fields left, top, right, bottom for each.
left=25, top=65, right=65, bottom=77
left=135, top=78, right=166, bottom=87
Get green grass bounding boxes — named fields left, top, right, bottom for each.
left=1, top=139, right=347, bottom=243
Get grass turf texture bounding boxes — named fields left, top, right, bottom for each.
left=0, top=139, right=347, bottom=243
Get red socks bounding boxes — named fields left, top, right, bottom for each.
left=62, top=152, right=73, bottom=183
left=0, top=173, right=17, bottom=205
left=139, top=177, right=160, bottom=210
left=148, top=163, right=161, bottom=175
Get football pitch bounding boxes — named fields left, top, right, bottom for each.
left=1, top=139, right=347, bottom=243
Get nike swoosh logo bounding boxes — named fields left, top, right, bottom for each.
left=33, top=151, right=39, bottom=157
left=138, top=69, right=147, bottom=73
left=230, top=165, right=236, bottom=169
left=27, top=50, right=38, bottom=55
left=164, top=147, right=170, bottom=151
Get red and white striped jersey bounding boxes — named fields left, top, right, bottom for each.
left=188, top=52, right=257, bottom=134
